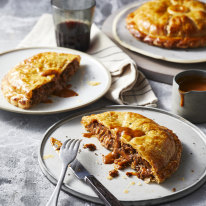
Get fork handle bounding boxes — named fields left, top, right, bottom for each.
left=85, top=175, right=124, bottom=206
left=46, top=164, right=68, bottom=206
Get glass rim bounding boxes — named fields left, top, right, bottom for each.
left=51, top=0, right=96, bottom=11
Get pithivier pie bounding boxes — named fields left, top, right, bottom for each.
left=126, top=0, right=206, bottom=49
left=1, top=52, right=80, bottom=109
left=81, top=111, right=182, bottom=183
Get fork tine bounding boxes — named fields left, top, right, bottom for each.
left=66, top=139, right=75, bottom=149
left=69, top=139, right=79, bottom=149
left=73, top=139, right=81, bottom=151
left=62, top=139, right=70, bottom=149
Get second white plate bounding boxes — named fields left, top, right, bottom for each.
left=0, top=47, right=111, bottom=114
left=113, top=1, right=206, bottom=63
left=38, top=106, right=206, bottom=205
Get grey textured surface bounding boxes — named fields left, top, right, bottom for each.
left=0, top=0, right=206, bottom=206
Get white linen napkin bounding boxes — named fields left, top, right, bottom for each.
left=17, top=14, right=157, bottom=106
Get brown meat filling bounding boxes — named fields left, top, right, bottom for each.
left=83, top=143, right=97, bottom=151
left=86, top=121, right=154, bottom=181
left=31, top=60, right=79, bottom=105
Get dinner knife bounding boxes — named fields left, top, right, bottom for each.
left=69, top=159, right=124, bottom=206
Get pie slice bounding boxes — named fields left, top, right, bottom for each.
left=1, top=52, right=80, bottom=109
left=81, top=111, right=182, bottom=183
left=126, top=0, right=206, bottom=49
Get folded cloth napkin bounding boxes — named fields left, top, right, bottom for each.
left=17, top=14, right=158, bottom=106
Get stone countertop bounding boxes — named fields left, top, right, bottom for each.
left=0, top=0, right=206, bottom=206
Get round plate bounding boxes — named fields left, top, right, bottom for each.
left=112, top=2, right=206, bottom=63
left=0, top=47, right=111, bottom=114
left=38, top=105, right=206, bottom=205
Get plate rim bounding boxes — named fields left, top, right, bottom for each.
left=112, top=2, right=206, bottom=64
left=0, top=47, right=112, bottom=115
left=38, top=105, right=206, bottom=205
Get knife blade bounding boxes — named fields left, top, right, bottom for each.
left=69, top=159, right=124, bottom=206
left=69, top=159, right=90, bottom=179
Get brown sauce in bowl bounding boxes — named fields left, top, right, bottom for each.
left=178, top=76, right=206, bottom=107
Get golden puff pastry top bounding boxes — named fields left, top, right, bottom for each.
left=126, top=0, right=206, bottom=48
left=81, top=111, right=182, bottom=183
left=1, top=52, right=80, bottom=107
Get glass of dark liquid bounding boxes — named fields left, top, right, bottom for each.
left=51, top=0, right=96, bottom=52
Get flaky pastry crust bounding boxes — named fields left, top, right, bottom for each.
left=1, top=52, right=80, bottom=109
left=81, top=111, right=182, bottom=183
left=126, top=0, right=206, bottom=49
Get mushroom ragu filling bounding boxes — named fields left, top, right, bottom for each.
left=85, top=121, right=155, bottom=181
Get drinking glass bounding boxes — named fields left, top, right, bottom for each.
left=51, top=0, right=96, bottom=51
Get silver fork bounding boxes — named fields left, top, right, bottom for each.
left=46, top=139, right=81, bottom=206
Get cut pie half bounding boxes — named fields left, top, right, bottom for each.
left=1, top=52, right=80, bottom=109
left=81, top=111, right=182, bottom=183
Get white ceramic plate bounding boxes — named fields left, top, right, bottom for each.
left=38, top=106, right=206, bottom=205
left=112, top=2, right=206, bottom=63
left=0, top=47, right=111, bottom=114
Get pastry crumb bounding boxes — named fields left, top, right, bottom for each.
left=181, top=177, right=185, bottom=181
left=107, top=176, right=113, bottom=180
left=172, top=188, right=176, bottom=192
left=50, top=137, right=62, bottom=151
left=126, top=172, right=136, bottom=177
left=137, top=182, right=142, bottom=186
left=87, top=81, right=101, bottom=86
left=122, top=176, right=127, bottom=179
left=43, top=154, right=54, bottom=160
left=114, top=165, right=119, bottom=170
left=109, top=169, right=119, bottom=178
left=130, top=182, right=135, bottom=185
left=144, top=178, right=151, bottom=184
left=191, top=170, right=194, bottom=173
left=83, top=132, right=93, bottom=138
left=123, top=189, right=129, bottom=194
left=83, top=143, right=96, bottom=151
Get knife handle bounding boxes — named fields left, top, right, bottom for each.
left=85, top=175, right=124, bottom=206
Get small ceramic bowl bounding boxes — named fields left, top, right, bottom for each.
left=172, top=70, right=206, bottom=123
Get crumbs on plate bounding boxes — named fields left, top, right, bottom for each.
left=50, top=137, right=62, bottom=151
left=180, top=177, right=185, bottom=181
left=123, top=189, right=129, bottom=194
left=87, top=81, right=101, bottom=86
left=109, top=169, right=119, bottom=178
left=144, top=178, right=150, bottom=184
left=83, top=143, right=97, bottom=151
left=43, top=154, right=54, bottom=160
left=107, top=176, right=113, bottom=180
left=130, top=181, right=135, bottom=185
